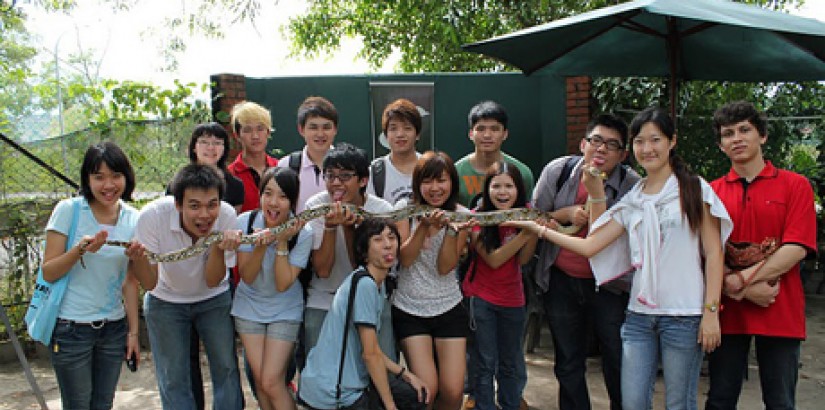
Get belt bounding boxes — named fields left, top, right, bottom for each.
left=58, top=318, right=118, bottom=329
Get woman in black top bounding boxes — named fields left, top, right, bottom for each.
left=185, top=122, right=245, bottom=212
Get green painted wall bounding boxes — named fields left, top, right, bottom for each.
left=244, top=72, right=566, bottom=174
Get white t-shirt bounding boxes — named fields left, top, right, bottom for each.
left=366, top=154, right=420, bottom=206
left=590, top=176, right=732, bottom=315
left=304, top=191, right=393, bottom=310
left=134, top=196, right=238, bottom=303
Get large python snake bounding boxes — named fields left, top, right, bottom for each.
left=104, top=167, right=605, bottom=263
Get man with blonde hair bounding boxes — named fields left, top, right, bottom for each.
left=228, top=101, right=279, bottom=212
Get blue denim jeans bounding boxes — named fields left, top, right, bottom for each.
left=469, top=297, right=527, bottom=410
left=544, top=267, right=626, bottom=410
left=705, top=334, right=800, bottom=410
left=50, top=317, right=127, bottom=410
left=621, top=312, right=703, bottom=410
left=144, top=290, right=242, bottom=410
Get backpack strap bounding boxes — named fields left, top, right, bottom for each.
left=246, top=210, right=259, bottom=235
left=370, top=157, right=387, bottom=199
left=556, top=155, right=582, bottom=193
left=288, top=151, right=303, bottom=174
left=336, top=269, right=373, bottom=407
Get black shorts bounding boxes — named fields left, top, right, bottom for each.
left=392, top=301, right=469, bottom=340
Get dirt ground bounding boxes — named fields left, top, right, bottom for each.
left=2, top=295, right=824, bottom=410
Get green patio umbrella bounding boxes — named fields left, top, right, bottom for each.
left=463, top=0, right=825, bottom=119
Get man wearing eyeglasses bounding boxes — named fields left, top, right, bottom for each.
left=302, top=143, right=396, bottom=362
left=532, top=113, right=639, bottom=410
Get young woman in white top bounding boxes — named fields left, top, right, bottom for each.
left=506, top=107, right=732, bottom=410
left=392, top=151, right=475, bottom=410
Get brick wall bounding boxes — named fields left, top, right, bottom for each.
left=565, top=76, right=591, bottom=154
left=210, top=73, right=247, bottom=156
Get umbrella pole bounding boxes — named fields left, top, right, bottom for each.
left=666, top=17, right=679, bottom=128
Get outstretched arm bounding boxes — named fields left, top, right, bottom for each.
left=503, top=218, right=625, bottom=258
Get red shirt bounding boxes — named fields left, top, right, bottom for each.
left=711, top=161, right=817, bottom=339
left=554, top=182, right=593, bottom=278
left=462, top=226, right=525, bottom=307
left=227, top=153, right=279, bottom=213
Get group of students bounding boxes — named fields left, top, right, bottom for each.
left=39, top=95, right=814, bottom=410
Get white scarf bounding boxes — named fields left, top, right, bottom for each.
left=589, top=175, right=732, bottom=308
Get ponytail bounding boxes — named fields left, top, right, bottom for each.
left=670, top=152, right=703, bottom=234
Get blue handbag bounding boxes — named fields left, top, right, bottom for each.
left=24, top=198, right=81, bottom=345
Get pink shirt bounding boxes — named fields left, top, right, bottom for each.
left=277, top=147, right=325, bottom=213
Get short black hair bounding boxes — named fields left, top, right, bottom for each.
left=80, top=141, right=136, bottom=203
left=297, top=96, right=338, bottom=127
left=411, top=151, right=460, bottom=211
left=713, top=101, right=768, bottom=137
left=188, top=122, right=231, bottom=169
left=468, top=100, right=508, bottom=129
left=353, top=218, right=400, bottom=267
left=170, top=164, right=225, bottom=205
left=586, top=113, right=629, bottom=147
left=322, top=142, right=370, bottom=194
left=258, top=167, right=300, bottom=214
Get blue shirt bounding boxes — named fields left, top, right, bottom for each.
left=231, top=211, right=312, bottom=323
left=46, top=197, right=139, bottom=322
left=299, top=269, right=384, bottom=408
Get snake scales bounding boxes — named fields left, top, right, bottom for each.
left=103, top=168, right=605, bottom=262
left=103, top=204, right=580, bottom=263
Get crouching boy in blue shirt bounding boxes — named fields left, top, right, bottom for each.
left=299, top=218, right=428, bottom=410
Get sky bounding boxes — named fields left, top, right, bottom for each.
left=19, top=0, right=825, bottom=89
left=22, top=0, right=398, bottom=88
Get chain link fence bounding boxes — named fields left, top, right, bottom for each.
left=0, top=115, right=204, bottom=340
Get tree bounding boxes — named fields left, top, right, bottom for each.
left=0, top=4, right=39, bottom=133
left=286, top=0, right=804, bottom=73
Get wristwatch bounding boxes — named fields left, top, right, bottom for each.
left=704, top=301, right=721, bottom=313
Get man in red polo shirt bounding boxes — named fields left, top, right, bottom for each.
left=706, top=101, right=817, bottom=410
left=228, top=101, right=280, bottom=212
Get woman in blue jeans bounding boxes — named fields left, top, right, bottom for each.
left=462, top=161, right=538, bottom=410
left=41, top=142, right=140, bottom=410
left=506, top=107, right=732, bottom=410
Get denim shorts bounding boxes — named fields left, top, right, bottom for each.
left=233, top=317, right=301, bottom=342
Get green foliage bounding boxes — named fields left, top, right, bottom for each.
left=287, top=0, right=805, bottom=73
left=592, top=79, right=825, bottom=183
left=0, top=198, right=55, bottom=340
left=0, top=5, right=38, bottom=133
left=288, top=0, right=626, bottom=72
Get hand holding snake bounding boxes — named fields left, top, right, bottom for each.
left=103, top=167, right=608, bottom=263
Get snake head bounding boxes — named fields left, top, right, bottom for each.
left=586, top=166, right=608, bottom=179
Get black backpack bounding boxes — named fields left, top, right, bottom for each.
left=369, top=156, right=388, bottom=199
left=288, top=150, right=303, bottom=174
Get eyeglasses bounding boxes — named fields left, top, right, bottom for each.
left=584, top=135, right=624, bottom=152
left=323, top=171, right=358, bottom=182
left=196, top=139, right=225, bottom=147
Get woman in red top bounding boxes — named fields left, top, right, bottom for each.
left=463, top=161, right=539, bottom=410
